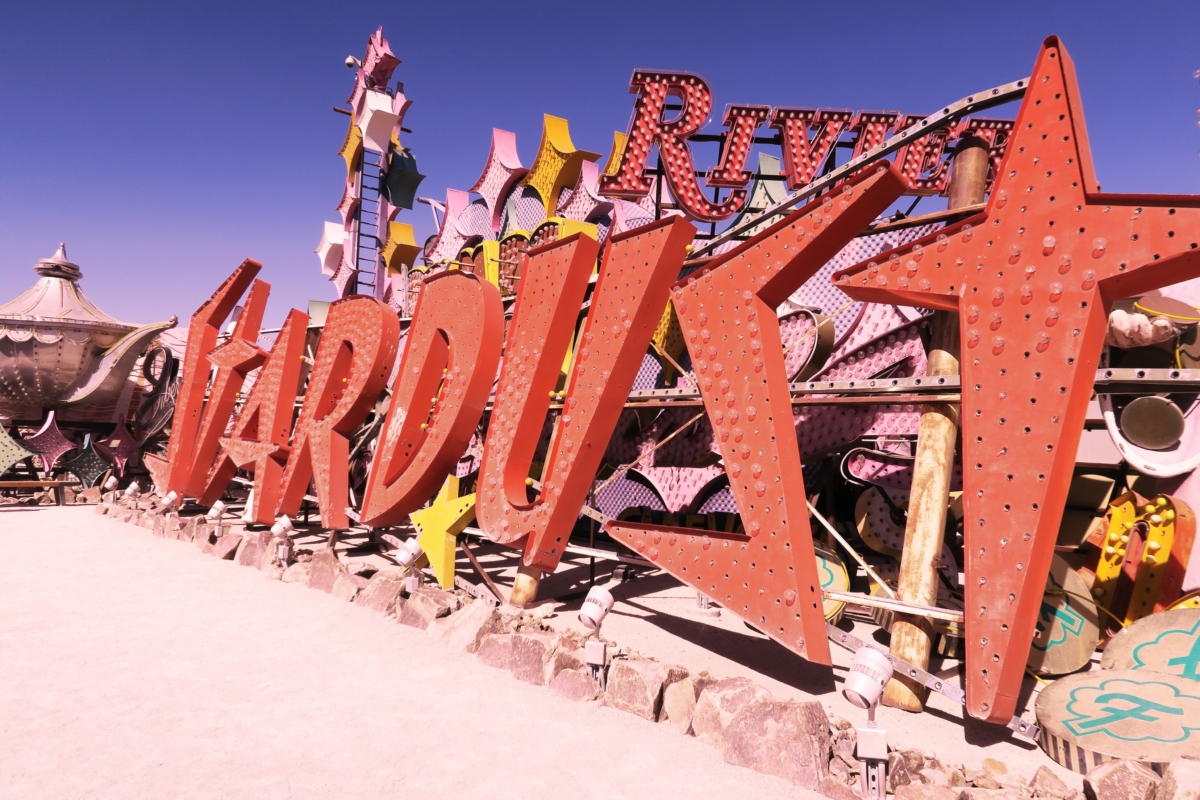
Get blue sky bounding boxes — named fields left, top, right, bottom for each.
left=1, top=1, right=1197, bottom=328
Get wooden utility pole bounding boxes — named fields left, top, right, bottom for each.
left=882, top=135, right=988, bottom=711
left=509, top=563, right=542, bottom=607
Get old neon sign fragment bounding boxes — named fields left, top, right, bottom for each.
left=599, top=70, right=1012, bottom=221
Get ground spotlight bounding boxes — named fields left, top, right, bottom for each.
left=395, top=537, right=423, bottom=570
left=270, top=515, right=294, bottom=537
left=842, top=646, right=893, bottom=799
left=205, top=500, right=227, bottom=523
left=578, top=585, right=615, bottom=632
left=843, top=646, right=893, bottom=710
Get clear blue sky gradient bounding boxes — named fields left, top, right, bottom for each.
left=1, top=1, right=1197, bottom=329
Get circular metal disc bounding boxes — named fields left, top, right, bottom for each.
left=815, top=544, right=849, bottom=623
left=1133, top=295, right=1200, bottom=324
left=1027, top=554, right=1101, bottom=676
left=1119, top=395, right=1186, bottom=451
left=1100, top=608, right=1200, bottom=681
left=1036, top=668, right=1200, bottom=773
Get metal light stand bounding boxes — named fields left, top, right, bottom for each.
left=857, top=704, right=888, bottom=799
left=583, top=638, right=607, bottom=691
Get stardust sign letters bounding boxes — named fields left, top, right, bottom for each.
left=155, top=38, right=1200, bottom=728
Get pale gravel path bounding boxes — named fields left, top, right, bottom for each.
left=0, top=506, right=815, bottom=800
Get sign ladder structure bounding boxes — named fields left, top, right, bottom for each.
left=350, top=148, right=384, bottom=297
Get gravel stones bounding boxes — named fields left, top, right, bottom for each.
left=1082, top=759, right=1160, bottom=800
left=718, top=699, right=830, bottom=789
left=603, top=658, right=686, bottom=721
left=692, top=677, right=773, bottom=749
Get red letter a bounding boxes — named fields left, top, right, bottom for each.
left=199, top=308, right=308, bottom=524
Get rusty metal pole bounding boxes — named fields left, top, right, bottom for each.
left=882, top=135, right=988, bottom=711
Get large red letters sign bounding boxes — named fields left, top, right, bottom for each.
left=476, top=219, right=695, bottom=570
left=361, top=271, right=504, bottom=527
left=597, top=72, right=752, bottom=223
left=277, top=296, right=399, bottom=530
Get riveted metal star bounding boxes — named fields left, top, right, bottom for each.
left=833, top=36, right=1200, bottom=723
left=411, top=475, right=476, bottom=590
left=21, top=410, right=78, bottom=474
left=62, top=434, right=112, bottom=488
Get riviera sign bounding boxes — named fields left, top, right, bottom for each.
left=597, top=70, right=1013, bottom=222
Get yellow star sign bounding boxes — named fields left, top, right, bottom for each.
left=410, top=475, right=477, bottom=589
left=520, top=115, right=600, bottom=215
left=338, top=117, right=364, bottom=181
left=382, top=221, right=422, bottom=273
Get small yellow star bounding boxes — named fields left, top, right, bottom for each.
left=410, top=475, right=476, bottom=589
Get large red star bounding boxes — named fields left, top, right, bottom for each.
left=607, top=164, right=909, bottom=668
left=833, top=36, right=1200, bottom=723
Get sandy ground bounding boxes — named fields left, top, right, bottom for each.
left=0, top=506, right=813, bottom=800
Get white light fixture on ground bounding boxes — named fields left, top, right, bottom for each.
left=842, top=646, right=893, bottom=799
left=103, top=475, right=119, bottom=493
left=205, top=501, right=227, bottom=523
left=395, top=537, right=423, bottom=570
left=578, top=585, right=615, bottom=631
left=843, top=646, right=893, bottom=709
left=205, top=500, right=228, bottom=538
left=579, top=586, right=615, bottom=690
left=159, top=491, right=179, bottom=512
left=124, top=480, right=141, bottom=510
left=272, top=515, right=294, bottom=564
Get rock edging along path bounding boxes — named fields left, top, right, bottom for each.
left=83, top=496, right=1102, bottom=799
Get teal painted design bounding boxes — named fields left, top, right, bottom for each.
left=817, top=554, right=836, bottom=589
left=1032, top=573, right=1085, bottom=652
left=1133, top=619, right=1200, bottom=681
left=1063, top=678, right=1200, bottom=743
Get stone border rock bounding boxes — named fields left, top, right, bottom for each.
left=95, top=497, right=1197, bottom=798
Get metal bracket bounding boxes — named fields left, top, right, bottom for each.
left=454, top=574, right=500, bottom=607
left=826, top=622, right=1041, bottom=742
